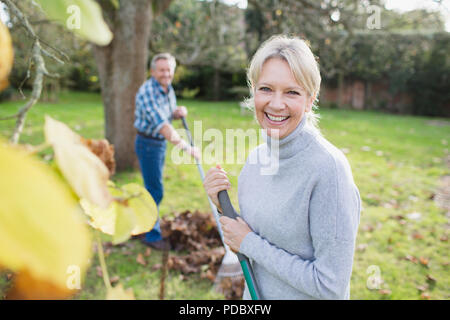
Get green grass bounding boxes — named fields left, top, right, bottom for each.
left=0, top=90, right=449, bottom=300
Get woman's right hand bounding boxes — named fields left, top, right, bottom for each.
left=203, top=164, right=231, bottom=212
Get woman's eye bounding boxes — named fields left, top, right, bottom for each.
left=287, top=90, right=300, bottom=95
left=259, top=87, right=271, bottom=92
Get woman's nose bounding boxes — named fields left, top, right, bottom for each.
left=268, top=92, right=285, bottom=110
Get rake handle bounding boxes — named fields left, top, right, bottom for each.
left=218, top=190, right=261, bottom=300
left=181, top=117, right=258, bottom=299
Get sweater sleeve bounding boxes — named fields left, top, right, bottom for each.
left=239, top=154, right=361, bottom=300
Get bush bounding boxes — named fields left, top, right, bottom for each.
left=227, top=86, right=249, bottom=101
left=408, top=33, right=450, bottom=117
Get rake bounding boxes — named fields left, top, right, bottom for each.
left=180, top=117, right=243, bottom=289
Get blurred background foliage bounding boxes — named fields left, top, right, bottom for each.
left=1, top=0, right=449, bottom=116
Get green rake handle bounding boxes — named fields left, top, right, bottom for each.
left=218, top=190, right=261, bottom=300
left=181, top=117, right=260, bottom=300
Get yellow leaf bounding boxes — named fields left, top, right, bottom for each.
left=44, top=114, right=83, bottom=145
left=44, top=116, right=113, bottom=208
left=0, top=20, right=14, bottom=91
left=0, top=142, right=92, bottom=299
left=80, top=183, right=157, bottom=244
left=122, top=183, right=158, bottom=235
left=36, top=0, right=113, bottom=46
left=111, top=203, right=135, bottom=244
left=106, top=283, right=135, bottom=300
left=80, top=198, right=115, bottom=235
left=80, top=199, right=134, bottom=244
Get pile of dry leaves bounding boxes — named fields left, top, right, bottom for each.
left=160, top=210, right=245, bottom=300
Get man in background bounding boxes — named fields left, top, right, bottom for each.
left=134, top=53, right=200, bottom=250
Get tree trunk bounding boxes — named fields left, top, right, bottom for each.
left=93, top=0, right=153, bottom=171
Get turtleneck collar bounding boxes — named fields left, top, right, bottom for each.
left=263, top=115, right=314, bottom=160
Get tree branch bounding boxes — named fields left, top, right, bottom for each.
left=1, top=0, right=63, bottom=144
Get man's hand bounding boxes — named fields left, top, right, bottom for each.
left=188, top=145, right=201, bottom=161
left=176, top=140, right=201, bottom=161
left=173, top=106, right=187, bottom=119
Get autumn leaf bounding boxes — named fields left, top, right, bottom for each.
left=412, top=232, right=424, bottom=240
left=426, top=274, right=436, bottom=282
left=136, top=253, right=147, bottom=266
left=416, top=284, right=428, bottom=292
left=0, top=20, right=14, bottom=91
left=378, top=289, right=391, bottom=295
left=44, top=116, right=113, bottom=208
left=419, top=257, right=429, bottom=266
left=96, top=266, right=103, bottom=278
left=80, top=182, right=158, bottom=244
left=120, top=183, right=158, bottom=235
left=80, top=199, right=134, bottom=244
left=404, top=255, right=418, bottom=264
left=82, top=138, right=116, bottom=176
left=35, top=0, right=113, bottom=46
left=106, top=284, right=135, bottom=300
left=420, top=292, right=431, bottom=300
left=109, top=275, right=120, bottom=284
left=0, top=142, right=92, bottom=299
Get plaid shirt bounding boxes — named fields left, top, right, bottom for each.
left=134, top=77, right=177, bottom=139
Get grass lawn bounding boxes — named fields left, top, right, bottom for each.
left=0, top=90, right=449, bottom=300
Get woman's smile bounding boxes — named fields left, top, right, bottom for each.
left=264, top=112, right=290, bottom=126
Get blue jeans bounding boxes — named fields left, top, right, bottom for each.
left=135, top=134, right=167, bottom=242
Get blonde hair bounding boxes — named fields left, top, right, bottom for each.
left=246, top=35, right=322, bottom=135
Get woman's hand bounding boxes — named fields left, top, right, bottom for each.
left=219, top=216, right=252, bottom=253
left=203, top=164, right=231, bottom=212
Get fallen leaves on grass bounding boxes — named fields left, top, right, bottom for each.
left=419, top=257, right=429, bottom=266
left=106, top=284, right=135, bottom=300
left=160, top=210, right=244, bottom=300
left=416, top=284, right=428, bottom=292
left=378, top=289, right=391, bottom=295
left=404, top=255, right=418, bottom=264
left=82, top=138, right=116, bottom=176
left=110, top=275, right=120, bottom=284
left=426, top=274, right=437, bottom=282
left=420, top=292, right=431, bottom=300
left=356, top=243, right=368, bottom=252
left=412, top=232, right=424, bottom=240
left=136, top=253, right=147, bottom=266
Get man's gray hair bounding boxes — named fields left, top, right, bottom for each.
left=150, top=53, right=176, bottom=72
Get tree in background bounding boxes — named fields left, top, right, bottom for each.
left=5, top=2, right=100, bottom=100
left=2, top=0, right=448, bottom=168
left=150, top=0, right=247, bottom=100
left=93, top=0, right=172, bottom=170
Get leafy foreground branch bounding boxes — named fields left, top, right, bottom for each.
left=0, top=117, right=158, bottom=299
left=0, top=0, right=64, bottom=144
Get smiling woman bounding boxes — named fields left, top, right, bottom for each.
left=204, top=35, right=361, bottom=300
left=246, top=35, right=322, bottom=139
left=254, top=58, right=314, bottom=139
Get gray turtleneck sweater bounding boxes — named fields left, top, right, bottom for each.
left=238, top=116, right=361, bottom=300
